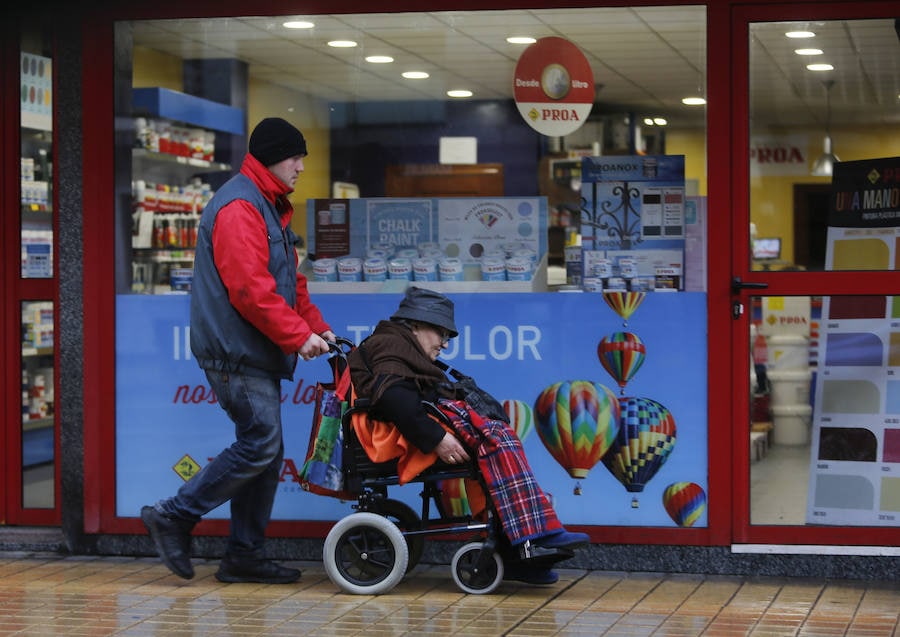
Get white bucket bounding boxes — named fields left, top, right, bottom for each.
left=771, top=404, right=812, bottom=446
left=768, top=334, right=809, bottom=370
left=767, top=368, right=812, bottom=407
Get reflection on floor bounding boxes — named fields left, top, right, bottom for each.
left=751, top=442, right=811, bottom=525
left=2, top=553, right=899, bottom=636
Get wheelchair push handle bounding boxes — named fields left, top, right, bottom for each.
left=326, top=336, right=355, bottom=356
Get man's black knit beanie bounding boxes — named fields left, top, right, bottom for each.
left=248, top=117, right=308, bottom=166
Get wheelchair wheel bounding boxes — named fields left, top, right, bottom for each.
left=323, top=512, right=409, bottom=595
left=451, top=541, right=504, bottom=594
left=378, top=499, right=425, bottom=573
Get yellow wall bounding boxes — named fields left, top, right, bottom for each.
left=666, top=129, right=707, bottom=197
left=751, top=125, right=900, bottom=264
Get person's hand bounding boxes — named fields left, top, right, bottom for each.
left=435, top=432, right=470, bottom=464
left=298, top=333, right=329, bottom=361
left=320, top=329, right=337, bottom=343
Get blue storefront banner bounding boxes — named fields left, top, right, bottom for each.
left=117, top=290, right=708, bottom=528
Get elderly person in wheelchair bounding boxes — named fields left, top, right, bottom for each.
left=347, top=286, right=589, bottom=586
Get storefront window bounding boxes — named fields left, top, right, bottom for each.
left=112, top=8, right=712, bottom=529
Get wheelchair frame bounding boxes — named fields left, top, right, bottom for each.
left=320, top=339, right=570, bottom=595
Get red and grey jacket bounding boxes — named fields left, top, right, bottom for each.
left=190, top=154, right=329, bottom=379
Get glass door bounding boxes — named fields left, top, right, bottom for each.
left=733, top=4, right=900, bottom=546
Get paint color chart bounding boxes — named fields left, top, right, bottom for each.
left=806, top=226, right=900, bottom=526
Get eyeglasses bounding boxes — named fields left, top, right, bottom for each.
left=437, top=328, right=451, bottom=345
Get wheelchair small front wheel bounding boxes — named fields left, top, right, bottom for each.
left=451, top=542, right=503, bottom=594
left=323, top=512, right=409, bottom=595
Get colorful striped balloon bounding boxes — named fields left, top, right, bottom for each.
left=602, top=396, right=676, bottom=493
left=597, top=331, right=646, bottom=393
left=602, top=291, right=647, bottom=325
left=503, top=399, right=534, bottom=442
left=534, top=380, right=620, bottom=480
left=662, top=482, right=707, bottom=527
left=438, top=478, right=471, bottom=517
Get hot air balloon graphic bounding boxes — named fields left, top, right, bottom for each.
left=601, top=396, right=676, bottom=506
left=503, top=399, right=534, bottom=442
left=597, top=332, right=646, bottom=394
left=439, top=478, right=472, bottom=517
left=603, top=291, right=647, bottom=326
left=534, top=380, right=621, bottom=495
left=662, top=482, right=707, bottom=527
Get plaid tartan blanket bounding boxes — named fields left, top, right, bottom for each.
left=437, top=399, right=563, bottom=545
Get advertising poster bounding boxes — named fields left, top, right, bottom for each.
left=307, top=197, right=547, bottom=264
left=117, top=290, right=708, bottom=529
left=579, top=155, right=686, bottom=290
left=807, top=156, right=900, bottom=526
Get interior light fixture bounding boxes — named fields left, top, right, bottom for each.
left=365, top=55, right=394, bottom=64
left=447, top=89, right=473, bottom=98
left=643, top=117, right=655, bottom=126
left=507, top=36, right=537, bottom=44
left=327, top=40, right=358, bottom=48
left=283, top=20, right=314, bottom=29
left=807, top=63, right=834, bottom=72
left=785, top=30, right=815, bottom=38
left=682, top=97, right=706, bottom=105
left=811, top=80, right=840, bottom=177
left=794, top=48, right=823, bottom=56
left=402, top=71, right=429, bottom=79
left=654, top=117, right=667, bottom=126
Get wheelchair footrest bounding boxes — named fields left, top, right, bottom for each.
left=517, top=540, right=576, bottom=562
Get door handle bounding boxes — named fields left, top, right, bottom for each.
left=731, top=277, right=768, bottom=294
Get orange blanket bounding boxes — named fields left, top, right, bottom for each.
left=349, top=389, right=439, bottom=484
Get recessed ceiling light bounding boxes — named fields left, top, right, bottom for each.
left=366, top=55, right=394, bottom=64
left=807, top=63, right=834, bottom=71
left=795, top=48, right=823, bottom=55
left=507, top=36, right=536, bottom=44
left=402, top=71, right=429, bottom=79
left=653, top=117, right=667, bottom=126
left=682, top=97, right=706, bottom=106
left=283, top=20, right=314, bottom=29
left=447, top=89, right=473, bottom=98
left=785, top=30, right=816, bottom=38
left=327, top=40, right=358, bottom=48
left=643, top=117, right=655, bottom=126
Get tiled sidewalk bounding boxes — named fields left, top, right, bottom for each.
left=1, top=553, right=899, bottom=636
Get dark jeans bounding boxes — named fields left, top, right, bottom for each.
left=156, top=369, right=284, bottom=558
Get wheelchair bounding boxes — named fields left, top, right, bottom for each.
left=319, top=339, right=573, bottom=595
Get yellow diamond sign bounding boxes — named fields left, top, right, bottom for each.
left=173, top=454, right=200, bottom=481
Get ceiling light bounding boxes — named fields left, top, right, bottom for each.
left=283, top=20, right=314, bottom=29
left=507, top=36, right=536, bottom=44
left=811, top=80, right=840, bottom=177
left=365, top=55, right=394, bottom=64
left=682, top=97, right=706, bottom=105
left=654, top=117, right=667, bottom=126
left=806, top=63, right=834, bottom=72
left=447, top=90, right=473, bottom=98
left=786, top=30, right=815, bottom=38
left=643, top=117, right=655, bottom=126
left=794, top=48, right=823, bottom=55
left=327, top=40, right=358, bottom=48
left=402, top=71, right=429, bottom=79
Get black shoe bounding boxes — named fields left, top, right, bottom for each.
left=141, top=505, right=195, bottom=579
left=504, top=563, right=559, bottom=585
left=215, top=556, right=301, bottom=584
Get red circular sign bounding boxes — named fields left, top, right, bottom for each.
left=513, top=37, right=595, bottom=136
